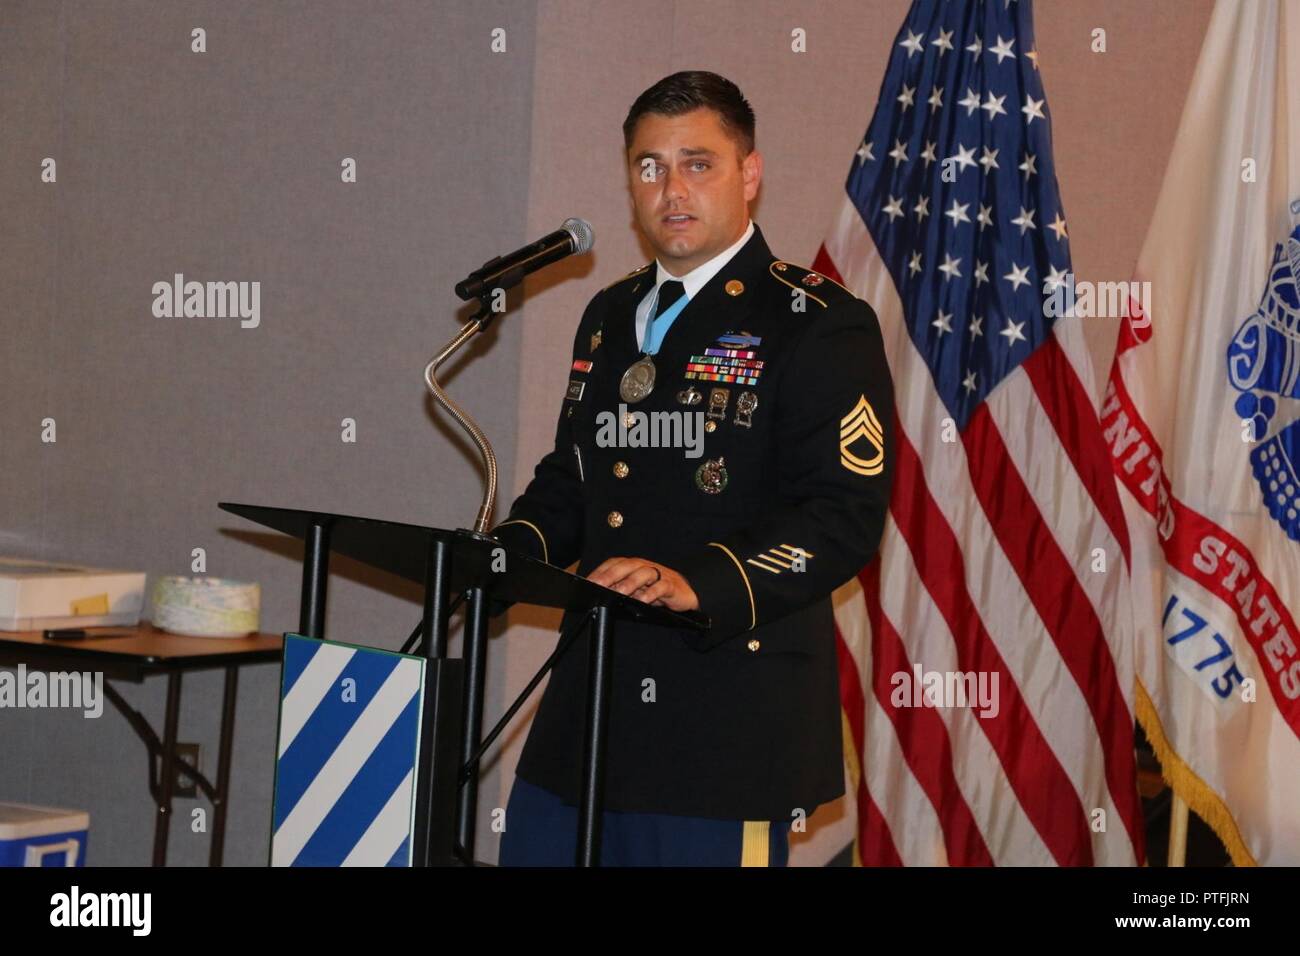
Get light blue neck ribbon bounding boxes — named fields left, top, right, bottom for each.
left=641, top=289, right=691, bottom=356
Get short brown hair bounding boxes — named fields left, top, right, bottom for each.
left=622, top=71, right=755, bottom=158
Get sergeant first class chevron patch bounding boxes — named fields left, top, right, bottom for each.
left=840, top=394, right=885, bottom=476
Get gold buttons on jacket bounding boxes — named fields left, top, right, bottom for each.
left=705, top=420, right=717, bottom=433
left=725, top=279, right=745, bottom=296
left=747, top=639, right=761, bottom=652
left=613, top=461, right=629, bottom=478
left=607, top=511, right=624, bottom=528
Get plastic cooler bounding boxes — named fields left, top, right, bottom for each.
left=0, top=803, right=89, bottom=867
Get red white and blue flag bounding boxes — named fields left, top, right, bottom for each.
left=804, top=0, right=1145, bottom=865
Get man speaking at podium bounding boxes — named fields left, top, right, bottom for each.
left=491, top=71, right=895, bottom=866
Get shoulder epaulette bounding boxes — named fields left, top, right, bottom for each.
left=768, top=260, right=856, bottom=309
left=601, top=263, right=653, bottom=292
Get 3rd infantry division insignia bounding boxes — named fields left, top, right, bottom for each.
left=840, top=395, right=885, bottom=476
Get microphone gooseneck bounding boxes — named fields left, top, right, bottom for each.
left=430, top=219, right=595, bottom=532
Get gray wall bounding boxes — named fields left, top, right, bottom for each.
left=1, top=0, right=1213, bottom=866
left=1, top=0, right=537, bottom=865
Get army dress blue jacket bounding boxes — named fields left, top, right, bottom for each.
left=493, top=223, right=895, bottom=820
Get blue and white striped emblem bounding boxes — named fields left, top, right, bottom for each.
left=272, top=634, right=424, bottom=866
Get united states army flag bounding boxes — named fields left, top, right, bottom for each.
left=1104, top=0, right=1300, bottom=865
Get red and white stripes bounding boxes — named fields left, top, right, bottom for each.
left=819, top=198, right=1143, bottom=866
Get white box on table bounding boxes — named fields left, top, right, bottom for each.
left=0, top=557, right=145, bottom=631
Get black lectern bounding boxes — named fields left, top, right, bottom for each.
left=220, top=502, right=707, bottom=867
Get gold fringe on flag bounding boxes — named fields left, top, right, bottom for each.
left=1135, top=680, right=1256, bottom=867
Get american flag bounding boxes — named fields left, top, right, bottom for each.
left=813, top=0, right=1145, bottom=864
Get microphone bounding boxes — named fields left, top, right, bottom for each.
left=454, top=218, right=595, bottom=300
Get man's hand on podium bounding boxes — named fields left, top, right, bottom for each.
left=587, top=558, right=700, bottom=612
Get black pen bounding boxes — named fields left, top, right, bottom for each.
left=42, top=628, right=134, bottom=641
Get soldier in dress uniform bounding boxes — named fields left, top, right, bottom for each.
left=492, top=71, right=894, bottom=866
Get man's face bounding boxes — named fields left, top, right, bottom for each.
left=627, top=107, right=762, bottom=276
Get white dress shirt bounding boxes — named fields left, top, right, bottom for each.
left=634, top=219, right=755, bottom=351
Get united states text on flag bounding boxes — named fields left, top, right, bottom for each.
left=1106, top=0, right=1300, bottom=866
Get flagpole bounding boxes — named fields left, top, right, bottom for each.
left=1167, top=794, right=1189, bottom=866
